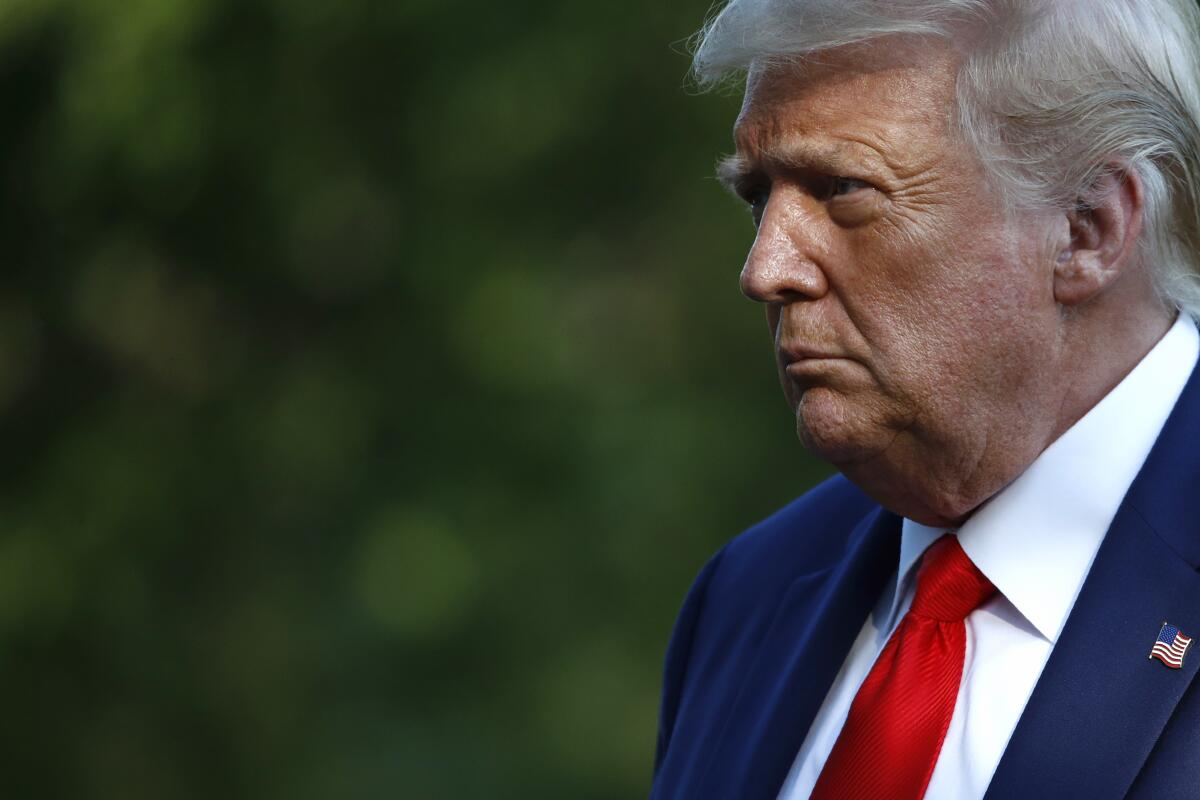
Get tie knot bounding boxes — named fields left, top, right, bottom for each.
left=909, top=535, right=996, bottom=622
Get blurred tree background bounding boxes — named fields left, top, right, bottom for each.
left=0, top=0, right=831, bottom=797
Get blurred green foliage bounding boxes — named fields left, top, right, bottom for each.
left=0, top=0, right=831, bottom=797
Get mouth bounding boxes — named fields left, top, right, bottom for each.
left=778, top=341, right=855, bottom=387
left=783, top=357, right=850, bottom=379
left=779, top=342, right=847, bottom=364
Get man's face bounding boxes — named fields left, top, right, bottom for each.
left=727, top=47, right=1065, bottom=521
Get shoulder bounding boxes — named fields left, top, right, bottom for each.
left=710, top=473, right=880, bottom=597
left=673, top=473, right=880, bottom=665
left=653, top=474, right=881, bottom=770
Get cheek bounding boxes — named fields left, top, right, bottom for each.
left=845, top=233, right=1051, bottom=388
left=881, top=207, right=1046, bottom=307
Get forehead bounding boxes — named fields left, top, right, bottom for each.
left=733, top=47, right=961, bottom=169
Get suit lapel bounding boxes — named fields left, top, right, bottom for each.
left=694, top=507, right=901, bottom=800
left=984, top=506, right=1200, bottom=799
left=986, top=361, right=1200, bottom=800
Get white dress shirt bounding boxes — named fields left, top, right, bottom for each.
left=777, top=315, right=1200, bottom=800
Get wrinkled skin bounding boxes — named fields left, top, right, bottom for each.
left=725, top=43, right=1172, bottom=525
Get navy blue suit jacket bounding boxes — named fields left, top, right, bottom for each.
left=652, top=362, right=1200, bottom=800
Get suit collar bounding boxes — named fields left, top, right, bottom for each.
left=985, top=340, right=1200, bottom=799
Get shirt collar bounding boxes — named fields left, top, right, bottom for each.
left=895, top=315, right=1199, bottom=643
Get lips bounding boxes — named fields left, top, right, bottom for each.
left=778, top=343, right=846, bottom=365
left=778, top=343, right=853, bottom=384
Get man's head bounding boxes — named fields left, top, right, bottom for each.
left=696, top=1, right=1200, bottom=524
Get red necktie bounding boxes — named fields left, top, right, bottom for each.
left=810, top=534, right=997, bottom=800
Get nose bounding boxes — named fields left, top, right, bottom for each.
left=739, top=192, right=830, bottom=304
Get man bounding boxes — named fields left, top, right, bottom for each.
left=651, top=2, right=1200, bottom=799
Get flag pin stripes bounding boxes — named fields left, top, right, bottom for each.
left=1149, top=622, right=1193, bottom=669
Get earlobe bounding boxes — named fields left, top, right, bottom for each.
left=1054, top=249, right=1113, bottom=306
left=1052, top=167, right=1144, bottom=306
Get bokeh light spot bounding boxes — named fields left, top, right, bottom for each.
left=352, top=509, right=478, bottom=640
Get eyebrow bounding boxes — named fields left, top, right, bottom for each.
left=716, top=153, right=754, bottom=198
left=717, top=138, right=888, bottom=197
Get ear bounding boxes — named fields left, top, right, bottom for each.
left=1053, top=166, right=1145, bottom=306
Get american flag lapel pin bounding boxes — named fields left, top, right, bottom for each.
left=1149, top=621, right=1193, bottom=669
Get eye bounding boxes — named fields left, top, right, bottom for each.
left=826, top=177, right=872, bottom=199
left=743, top=186, right=770, bottom=227
left=825, top=176, right=882, bottom=227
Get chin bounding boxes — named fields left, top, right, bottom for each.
left=793, top=387, right=896, bottom=467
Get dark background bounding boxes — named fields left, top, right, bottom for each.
left=0, top=1, right=831, bottom=797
